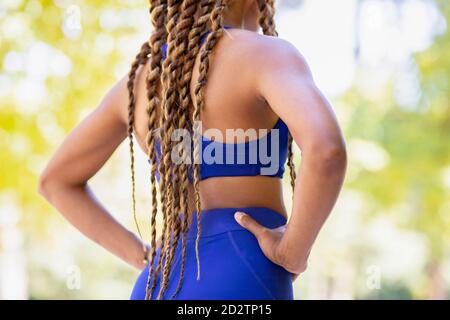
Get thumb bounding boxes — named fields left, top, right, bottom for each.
left=234, top=211, right=267, bottom=239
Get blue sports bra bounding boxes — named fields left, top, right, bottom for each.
left=150, top=26, right=289, bottom=182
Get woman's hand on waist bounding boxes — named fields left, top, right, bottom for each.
left=234, top=211, right=308, bottom=278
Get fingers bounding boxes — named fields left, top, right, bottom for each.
left=234, top=211, right=268, bottom=239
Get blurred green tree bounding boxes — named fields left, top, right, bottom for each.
left=0, top=0, right=149, bottom=299
left=341, top=0, right=450, bottom=299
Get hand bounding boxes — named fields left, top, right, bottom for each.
left=234, top=211, right=306, bottom=281
left=138, top=238, right=163, bottom=270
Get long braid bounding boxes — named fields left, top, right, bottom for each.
left=287, top=134, right=296, bottom=189
left=171, top=0, right=215, bottom=299
left=257, top=0, right=296, bottom=192
left=127, top=41, right=151, bottom=247
left=192, top=0, right=226, bottom=281
left=257, top=0, right=278, bottom=36
left=147, top=2, right=179, bottom=300
left=143, top=0, right=168, bottom=300
left=154, top=0, right=183, bottom=300
left=155, top=0, right=204, bottom=300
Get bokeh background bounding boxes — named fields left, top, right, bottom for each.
left=1, top=0, right=449, bottom=300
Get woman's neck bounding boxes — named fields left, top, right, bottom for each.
left=222, top=2, right=259, bottom=32
left=222, top=17, right=259, bottom=32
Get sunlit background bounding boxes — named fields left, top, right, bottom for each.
left=0, top=0, right=449, bottom=300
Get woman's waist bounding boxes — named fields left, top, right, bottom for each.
left=184, top=206, right=287, bottom=240
left=193, top=176, right=286, bottom=214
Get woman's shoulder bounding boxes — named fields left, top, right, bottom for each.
left=221, top=28, right=310, bottom=76
left=224, top=28, right=296, bottom=51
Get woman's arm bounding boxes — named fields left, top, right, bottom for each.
left=38, top=75, right=149, bottom=270
left=235, top=38, right=347, bottom=276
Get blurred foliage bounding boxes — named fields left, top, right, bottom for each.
left=0, top=0, right=148, bottom=299
left=362, top=281, right=413, bottom=300
left=0, top=0, right=449, bottom=299
left=337, top=0, right=450, bottom=299
left=342, top=0, right=449, bottom=260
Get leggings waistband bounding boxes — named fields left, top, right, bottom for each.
left=185, top=207, right=287, bottom=240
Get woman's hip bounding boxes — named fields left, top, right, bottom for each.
left=130, top=207, right=294, bottom=300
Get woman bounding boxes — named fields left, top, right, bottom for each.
left=39, top=0, right=347, bottom=300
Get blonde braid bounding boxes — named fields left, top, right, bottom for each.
left=127, top=41, right=151, bottom=246
left=257, top=0, right=278, bottom=36
left=170, top=0, right=215, bottom=298
left=144, top=0, right=168, bottom=300
left=155, top=0, right=204, bottom=300
left=192, top=0, right=227, bottom=281
left=154, top=0, right=183, bottom=300
left=287, top=134, right=296, bottom=190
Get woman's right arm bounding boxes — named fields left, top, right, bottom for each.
left=235, top=37, right=347, bottom=276
left=38, top=74, right=150, bottom=270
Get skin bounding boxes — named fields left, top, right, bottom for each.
left=39, top=0, right=347, bottom=280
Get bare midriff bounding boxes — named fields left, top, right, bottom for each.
left=184, top=176, right=288, bottom=219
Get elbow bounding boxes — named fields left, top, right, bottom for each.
left=276, top=246, right=309, bottom=275
left=38, top=172, right=51, bottom=199
left=306, top=138, right=347, bottom=173
left=38, top=170, right=84, bottom=201
left=321, top=141, right=347, bottom=172
left=283, top=258, right=308, bottom=275
left=38, top=171, right=60, bottom=201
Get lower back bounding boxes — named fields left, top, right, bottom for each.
left=188, top=176, right=287, bottom=218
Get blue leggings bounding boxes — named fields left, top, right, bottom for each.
left=130, top=207, right=294, bottom=300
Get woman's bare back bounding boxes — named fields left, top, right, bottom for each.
left=131, top=28, right=287, bottom=216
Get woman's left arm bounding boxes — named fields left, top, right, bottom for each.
left=235, top=38, right=347, bottom=278
left=38, top=74, right=149, bottom=270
